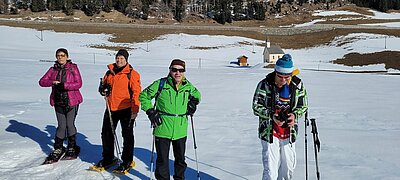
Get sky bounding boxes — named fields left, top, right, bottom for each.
left=1, top=11, right=400, bottom=180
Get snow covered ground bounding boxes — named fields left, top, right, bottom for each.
left=293, top=9, right=400, bottom=27
left=0, top=24, right=400, bottom=180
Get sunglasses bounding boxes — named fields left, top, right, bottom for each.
left=170, top=67, right=185, bottom=73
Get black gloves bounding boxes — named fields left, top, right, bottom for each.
left=98, top=80, right=111, bottom=96
left=274, top=111, right=289, bottom=128
left=146, top=108, right=162, bottom=127
left=54, top=83, right=65, bottom=91
left=187, top=96, right=199, bottom=116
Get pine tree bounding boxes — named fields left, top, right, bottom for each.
left=247, top=0, right=255, bottom=19
left=114, top=0, right=130, bottom=13
left=126, top=0, right=143, bottom=18
left=72, top=0, right=83, bottom=9
left=0, top=0, right=6, bottom=14
left=394, top=0, right=400, bottom=10
left=83, top=0, right=102, bottom=16
left=173, top=0, right=183, bottom=21
left=254, top=1, right=265, bottom=20
left=103, top=0, right=113, bottom=12
left=64, top=0, right=74, bottom=15
left=48, top=0, right=63, bottom=11
left=232, top=0, right=244, bottom=20
left=31, top=0, right=46, bottom=12
left=379, top=0, right=388, bottom=12
left=17, top=0, right=29, bottom=10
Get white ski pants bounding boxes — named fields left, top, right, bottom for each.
left=261, top=137, right=296, bottom=180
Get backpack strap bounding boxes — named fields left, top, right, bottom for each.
left=127, top=69, right=133, bottom=100
left=153, top=77, right=167, bottom=108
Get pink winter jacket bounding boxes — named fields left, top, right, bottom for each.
left=39, top=61, right=83, bottom=107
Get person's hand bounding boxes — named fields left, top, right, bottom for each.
left=54, top=82, right=64, bottom=91
left=287, top=113, right=296, bottom=127
left=99, top=83, right=111, bottom=96
left=146, top=108, right=162, bottom=127
left=130, top=113, right=137, bottom=120
left=273, top=114, right=285, bottom=127
left=53, top=81, right=61, bottom=85
left=187, top=96, right=199, bottom=116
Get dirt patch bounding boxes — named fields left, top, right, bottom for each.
left=332, top=51, right=400, bottom=70
left=334, top=4, right=374, bottom=16
left=318, top=18, right=400, bottom=25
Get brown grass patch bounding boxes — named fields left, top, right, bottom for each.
left=335, top=4, right=374, bottom=16
left=318, top=18, right=400, bottom=25
left=333, top=51, right=400, bottom=70
left=188, top=46, right=220, bottom=50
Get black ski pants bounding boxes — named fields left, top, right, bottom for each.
left=155, top=136, right=187, bottom=180
left=101, top=107, right=134, bottom=164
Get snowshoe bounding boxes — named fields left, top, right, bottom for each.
left=42, top=147, right=66, bottom=165
left=62, top=146, right=80, bottom=160
left=112, top=161, right=136, bottom=175
left=88, top=158, right=119, bottom=172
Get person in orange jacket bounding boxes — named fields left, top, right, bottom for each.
left=96, top=49, right=142, bottom=173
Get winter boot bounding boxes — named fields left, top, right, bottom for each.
left=89, top=158, right=119, bottom=172
left=54, top=136, right=64, bottom=149
left=43, top=137, right=65, bottom=164
left=112, top=161, right=135, bottom=175
left=64, top=135, right=80, bottom=160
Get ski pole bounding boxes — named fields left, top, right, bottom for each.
left=310, top=118, right=321, bottom=180
left=150, top=135, right=155, bottom=180
left=105, top=96, right=122, bottom=160
left=190, top=115, right=200, bottom=180
left=304, top=112, right=309, bottom=180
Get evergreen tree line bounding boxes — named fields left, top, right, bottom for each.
left=15, top=0, right=135, bottom=16
left=4, top=0, right=398, bottom=24
left=351, top=0, right=400, bottom=12
left=1, top=0, right=268, bottom=23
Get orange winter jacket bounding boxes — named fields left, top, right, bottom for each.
left=102, top=63, right=141, bottom=113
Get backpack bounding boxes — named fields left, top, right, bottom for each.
left=153, top=77, right=167, bottom=108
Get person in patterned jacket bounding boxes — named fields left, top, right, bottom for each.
left=252, top=54, right=308, bottom=180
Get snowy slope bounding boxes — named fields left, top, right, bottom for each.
left=0, top=25, right=400, bottom=180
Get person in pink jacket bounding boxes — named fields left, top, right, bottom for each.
left=39, top=48, right=83, bottom=164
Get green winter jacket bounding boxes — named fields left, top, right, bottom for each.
left=139, top=76, right=201, bottom=140
left=252, top=72, right=308, bottom=143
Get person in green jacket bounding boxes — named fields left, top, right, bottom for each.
left=139, top=59, right=201, bottom=180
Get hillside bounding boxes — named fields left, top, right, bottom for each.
left=1, top=2, right=400, bottom=70
left=1, top=25, right=400, bottom=180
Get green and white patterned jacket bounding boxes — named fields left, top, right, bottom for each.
left=252, top=72, right=308, bottom=143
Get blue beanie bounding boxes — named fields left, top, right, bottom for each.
left=275, top=54, right=294, bottom=75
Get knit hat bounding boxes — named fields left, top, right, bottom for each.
left=275, top=54, right=294, bottom=75
left=169, top=59, right=186, bottom=69
left=116, top=49, right=129, bottom=61
left=56, top=48, right=69, bottom=57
